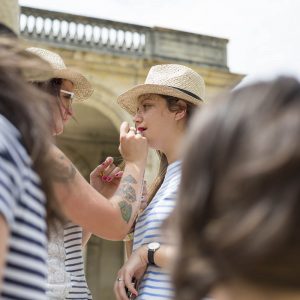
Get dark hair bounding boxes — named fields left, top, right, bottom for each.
left=34, top=78, right=62, bottom=96
left=147, top=94, right=198, bottom=203
left=33, top=78, right=63, bottom=115
left=172, top=76, right=300, bottom=299
left=0, top=40, right=60, bottom=229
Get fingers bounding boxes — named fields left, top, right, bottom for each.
left=89, top=159, right=112, bottom=180
left=110, top=168, right=123, bottom=180
left=120, top=122, right=144, bottom=139
left=114, top=275, right=137, bottom=300
left=124, top=273, right=138, bottom=298
left=120, top=121, right=130, bottom=140
left=114, top=275, right=128, bottom=300
left=91, top=157, right=123, bottom=182
left=119, top=121, right=148, bottom=165
left=97, top=157, right=113, bottom=177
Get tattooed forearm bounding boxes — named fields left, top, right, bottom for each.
left=51, top=154, right=77, bottom=182
left=116, top=174, right=139, bottom=222
left=118, top=201, right=132, bottom=223
left=117, top=184, right=137, bottom=203
left=123, top=174, right=138, bottom=184
left=116, top=175, right=137, bottom=203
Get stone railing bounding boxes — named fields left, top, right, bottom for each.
left=20, top=6, right=151, bottom=56
left=20, top=6, right=228, bottom=69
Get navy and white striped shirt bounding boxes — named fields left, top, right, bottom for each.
left=47, top=222, right=92, bottom=299
left=0, top=115, right=48, bottom=299
left=133, top=161, right=181, bottom=300
left=64, top=223, right=92, bottom=299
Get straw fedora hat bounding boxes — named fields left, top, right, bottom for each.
left=117, top=64, right=205, bottom=115
left=27, top=47, right=93, bottom=101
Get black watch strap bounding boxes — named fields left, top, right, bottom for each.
left=147, top=242, right=160, bottom=266
left=148, top=249, right=156, bottom=265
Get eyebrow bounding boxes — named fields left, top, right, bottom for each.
left=140, top=97, right=155, bottom=104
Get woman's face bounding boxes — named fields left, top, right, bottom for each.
left=133, top=94, right=177, bottom=150
left=52, top=79, right=74, bottom=136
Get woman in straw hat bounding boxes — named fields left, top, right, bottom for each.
left=26, top=47, right=150, bottom=300
left=114, top=64, right=205, bottom=300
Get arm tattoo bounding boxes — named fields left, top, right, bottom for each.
left=116, top=175, right=137, bottom=203
left=123, top=175, right=138, bottom=184
left=118, top=201, right=132, bottom=223
left=116, top=174, right=139, bottom=222
left=52, top=154, right=77, bottom=182
left=117, top=184, right=137, bottom=203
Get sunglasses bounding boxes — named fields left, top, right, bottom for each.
left=60, top=89, right=75, bottom=100
left=58, top=89, right=75, bottom=113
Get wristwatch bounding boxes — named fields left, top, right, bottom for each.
left=147, top=242, right=160, bottom=266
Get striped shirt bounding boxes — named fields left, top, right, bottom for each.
left=133, top=161, right=181, bottom=300
left=47, top=222, right=92, bottom=299
left=0, top=115, right=48, bottom=300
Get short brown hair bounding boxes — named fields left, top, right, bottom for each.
left=172, top=76, right=300, bottom=300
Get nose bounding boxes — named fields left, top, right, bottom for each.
left=66, top=104, right=74, bottom=117
left=63, top=105, right=74, bottom=117
left=133, top=111, right=142, bottom=123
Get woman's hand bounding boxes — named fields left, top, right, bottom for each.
left=114, top=245, right=148, bottom=300
left=90, top=157, right=123, bottom=199
left=119, top=122, right=148, bottom=167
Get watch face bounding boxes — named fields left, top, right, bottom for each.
left=148, top=242, right=160, bottom=251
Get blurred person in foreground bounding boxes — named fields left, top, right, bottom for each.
left=0, top=0, right=59, bottom=298
left=170, top=76, right=300, bottom=300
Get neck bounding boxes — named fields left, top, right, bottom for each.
left=163, top=128, right=184, bottom=164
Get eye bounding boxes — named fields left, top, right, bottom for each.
left=143, top=104, right=152, bottom=109
left=60, top=90, right=74, bottom=100
left=63, top=94, right=72, bottom=100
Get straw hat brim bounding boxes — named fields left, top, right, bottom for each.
left=117, top=84, right=203, bottom=115
left=53, top=69, right=93, bottom=102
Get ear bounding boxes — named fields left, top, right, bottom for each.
left=174, top=100, right=187, bottom=121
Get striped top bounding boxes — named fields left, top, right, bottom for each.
left=47, top=222, right=92, bottom=299
left=0, top=115, right=48, bottom=300
left=133, top=161, right=181, bottom=300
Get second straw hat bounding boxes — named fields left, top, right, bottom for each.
left=117, top=64, right=205, bottom=115
left=26, top=47, right=94, bottom=101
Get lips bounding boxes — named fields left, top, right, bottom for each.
left=137, top=127, right=146, bottom=132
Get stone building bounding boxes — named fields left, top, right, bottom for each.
left=20, top=6, right=242, bottom=299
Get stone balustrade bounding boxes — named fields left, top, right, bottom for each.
left=21, top=6, right=228, bottom=69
